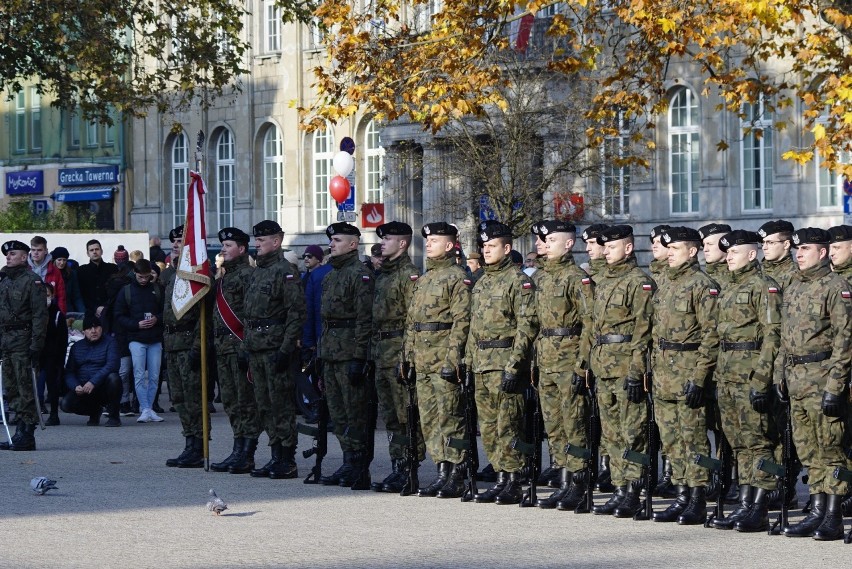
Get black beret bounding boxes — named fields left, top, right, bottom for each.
left=370, top=244, right=383, bottom=256
left=479, top=222, right=512, bottom=243
left=581, top=224, right=610, bottom=243
left=538, top=220, right=576, bottom=238
left=421, top=222, right=458, bottom=238
left=698, top=223, right=733, bottom=242
left=169, top=225, right=184, bottom=242
left=791, top=227, right=830, bottom=248
left=50, top=246, right=70, bottom=260
left=253, top=220, right=284, bottom=237
left=218, top=227, right=250, bottom=245
left=649, top=225, right=671, bottom=242
left=1, top=240, right=30, bottom=255
left=325, top=222, right=360, bottom=239
left=828, top=225, right=852, bottom=244
left=597, top=224, right=634, bottom=245
left=82, top=314, right=102, bottom=330
left=510, top=250, right=523, bottom=264
left=661, top=226, right=702, bottom=246
left=530, top=222, right=541, bottom=236
left=718, top=230, right=761, bottom=252
left=376, top=221, right=413, bottom=238
left=757, top=220, right=794, bottom=239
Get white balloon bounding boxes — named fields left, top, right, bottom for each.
left=333, top=151, right=354, bottom=177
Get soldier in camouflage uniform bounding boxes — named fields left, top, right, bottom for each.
left=466, top=252, right=484, bottom=286
left=530, top=220, right=593, bottom=510
left=370, top=221, right=421, bottom=492
left=209, top=227, right=261, bottom=475
left=709, top=230, right=781, bottom=532
left=244, top=220, right=306, bottom=480
left=828, top=225, right=852, bottom=469
left=776, top=228, right=852, bottom=541
left=581, top=225, right=655, bottom=517
left=466, top=221, right=538, bottom=505
left=403, top=222, right=471, bottom=498
left=699, top=224, right=732, bottom=287
left=0, top=240, right=47, bottom=452
left=319, top=222, right=375, bottom=490
left=651, top=226, right=719, bottom=525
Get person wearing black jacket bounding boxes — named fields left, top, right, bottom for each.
left=77, top=239, right=118, bottom=316
left=41, top=283, right=69, bottom=426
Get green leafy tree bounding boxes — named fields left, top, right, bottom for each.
left=0, top=201, right=96, bottom=231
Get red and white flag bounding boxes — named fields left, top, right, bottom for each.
left=173, top=171, right=211, bottom=319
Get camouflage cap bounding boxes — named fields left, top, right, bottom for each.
left=253, top=220, right=284, bottom=237
left=791, top=227, right=830, bottom=248
left=325, top=222, right=360, bottom=239
left=218, top=227, right=250, bottom=245
left=479, top=221, right=512, bottom=243
left=597, top=224, right=634, bottom=245
left=718, top=230, right=761, bottom=252
left=661, top=226, right=702, bottom=247
left=649, top=224, right=671, bottom=242
left=538, top=220, right=576, bottom=238
left=581, top=223, right=610, bottom=243
left=698, top=223, right=732, bottom=242
left=421, top=222, right=458, bottom=238
left=376, top=221, right=413, bottom=238
left=169, top=225, right=184, bottom=242
left=1, top=240, right=30, bottom=255
left=828, top=225, right=852, bottom=244
left=757, top=220, right=794, bottom=239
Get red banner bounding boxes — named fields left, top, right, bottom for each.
left=516, top=14, right=535, bottom=52
left=173, top=171, right=211, bottom=320
left=554, top=192, right=584, bottom=221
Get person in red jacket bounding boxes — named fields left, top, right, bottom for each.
left=28, top=235, right=66, bottom=313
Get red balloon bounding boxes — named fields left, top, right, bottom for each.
left=329, top=175, right=350, bottom=203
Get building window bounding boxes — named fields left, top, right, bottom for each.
left=415, top=0, right=442, bottom=31
left=172, top=133, right=189, bottom=228
left=216, top=129, right=235, bottom=229
left=263, top=126, right=285, bottom=223
left=817, top=151, right=851, bottom=209
left=601, top=111, right=630, bottom=216
left=307, top=17, right=323, bottom=49
left=15, top=91, right=26, bottom=153
left=30, top=88, right=41, bottom=151
left=669, top=86, right=700, bottom=214
left=265, top=0, right=281, bottom=52
left=69, top=112, right=81, bottom=148
left=741, top=96, right=773, bottom=211
left=365, top=120, right=384, bottom=203
left=86, top=121, right=99, bottom=147
left=313, top=126, right=336, bottom=228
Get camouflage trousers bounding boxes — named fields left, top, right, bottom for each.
left=539, top=369, right=587, bottom=472
left=376, top=365, right=406, bottom=460
left=597, top=376, right=647, bottom=485
left=416, top=372, right=461, bottom=464
left=474, top=371, right=524, bottom=472
left=324, top=360, right=369, bottom=452
left=248, top=349, right=296, bottom=448
left=216, top=350, right=260, bottom=439
left=791, top=394, right=848, bottom=495
left=655, top=398, right=710, bottom=487
left=166, top=350, right=202, bottom=438
left=717, top=380, right=774, bottom=490
left=1, top=352, right=36, bottom=425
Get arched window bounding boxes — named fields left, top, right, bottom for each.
left=364, top=120, right=384, bottom=203
left=172, top=133, right=189, bottom=228
left=669, top=86, right=700, bottom=214
left=263, top=127, right=285, bottom=223
left=313, top=126, right=335, bottom=228
left=216, top=129, right=235, bottom=228
left=741, top=95, right=773, bottom=211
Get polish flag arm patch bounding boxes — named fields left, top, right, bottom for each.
left=709, top=288, right=719, bottom=296
left=582, top=278, right=591, bottom=285
left=410, top=275, right=419, bottom=281
left=842, top=291, right=851, bottom=299
left=522, top=282, right=533, bottom=290
left=463, top=279, right=472, bottom=286
left=642, top=284, right=652, bottom=291
left=362, top=275, right=371, bottom=282
left=768, top=287, right=779, bottom=294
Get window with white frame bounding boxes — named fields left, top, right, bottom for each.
left=669, top=86, right=700, bottom=214
left=172, top=133, right=189, bottom=228
left=30, top=88, right=41, bottom=151
left=263, top=127, right=285, bottom=223
left=86, top=121, right=99, bottom=147
left=307, top=17, right=323, bottom=48
left=415, top=0, right=442, bottom=31
left=105, top=112, right=116, bottom=145
left=265, top=0, right=281, bottom=52
left=817, top=151, right=851, bottom=209
left=601, top=111, right=630, bottom=216
left=365, top=120, right=384, bottom=203
left=741, top=95, right=773, bottom=211
left=15, top=91, right=26, bottom=153
left=217, top=129, right=235, bottom=229
left=313, top=126, right=336, bottom=228
left=69, top=112, right=81, bottom=148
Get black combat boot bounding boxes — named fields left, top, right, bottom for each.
left=614, top=481, right=644, bottom=518
left=655, top=457, right=676, bottom=498
left=176, top=436, right=204, bottom=468
left=349, top=452, right=372, bottom=490
left=734, top=487, right=769, bottom=532
left=597, top=455, right=614, bottom=492
left=211, top=438, right=243, bottom=472
left=166, top=437, right=194, bottom=467
left=724, top=466, right=739, bottom=504
left=250, top=444, right=278, bottom=478
left=8, top=422, right=36, bottom=451
left=385, top=461, right=413, bottom=493
left=0, top=420, right=25, bottom=450
left=372, top=459, right=403, bottom=492
left=229, top=438, right=257, bottom=474
left=495, top=472, right=524, bottom=505
left=320, top=451, right=354, bottom=485
left=784, top=493, right=825, bottom=537
left=474, top=471, right=508, bottom=503
left=767, top=478, right=799, bottom=510
left=812, top=494, right=845, bottom=541
left=592, top=486, right=626, bottom=515
left=340, top=451, right=365, bottom=487
left=437, top=463, right=466, bottom=499
left=537, top=468, right=571, bottom=509
left=677, top=486, right=707, bottom=525
left=45, top=406, right=60, bottom=426
left=538, top=460, right=560, bottom=488
left=558, top=471, right=589, bottom=511
left=712, top=484, right=753, bottom=530
left=419, top=461, right=452, bottom=497
left=269, top=445, right=298, bottom=479
left=653, top=485, right=690, bottom=522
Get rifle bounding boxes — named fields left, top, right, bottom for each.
left=565, top=367, right=600, bottom=514
left=621, top=352, right=658, bottom=520
left=398, top=364, right=420, bottom=496
left=517, top=364, right=542, bottom=508
left=832, top=466, right=852, bottom=544
left=759, top=376, right=794, bottom=535
left=447, top=366, right=479, bottom=502
left=695, top=434, right=732, bottom=528
left=297, top=356, right=328, bottom=484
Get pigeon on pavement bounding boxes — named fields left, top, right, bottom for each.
left=206, top=489, right=227, bottom=515
left=31, top=477, right=58, bottom=495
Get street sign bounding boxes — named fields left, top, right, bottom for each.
left=337, top=211, right=356, bottom=222
left=31, top=199, right=52, bottom=215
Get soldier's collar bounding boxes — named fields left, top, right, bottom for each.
left=484, top=255, right=513, bottom=273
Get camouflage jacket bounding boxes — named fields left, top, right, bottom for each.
left=403, top=255, right=471, bottom=374
left=652, top=257, right=720, bottom=399
left=372, top=252, right=419, bottom=368
left=320, top=250, right=374, bottom=362
left=0, top=265, right=47, bottom=354
left=212, top=255, right=254, bottom=355
left=774, top=259, right=852, bottom=400
left=715, top=260, right=781, bottom=391
left=465, top=256, right=538, bottom=375
left=704, top=261, right=730, bottom=289
left=587, top=258, right=607, bottom=278
left=244, top=249, right=305, bottom=355
left=762, top=255, right=797, bottom=291
left=534, top=253, right=593, bottom=375
left=648, top=258, right=669, bottom=289
left=468, top=267, right=484, bottom=287
left=833, top=258, right=852, bottom=284
left=584, top=255, right=655, bottom=381
left=162, top=267, right=202, bottom=353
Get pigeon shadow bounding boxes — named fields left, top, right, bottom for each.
left=221, top=510, right=259, bottom=517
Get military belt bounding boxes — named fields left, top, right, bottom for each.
left=165, top=323, right=195, bottom=334
left=540, top=326, right=582, bottom=338
left=214, top=327, right=234, bottom=338
left=378, top=329, right=404, bottom=340
left=414, top=322, right=453, bottom=332
left=1, top=322, right=31, bottom=331
left=326, top=319, right=356, bottom=329
left=720, top=340, right=762, bottom=352
left=595, top=334, right=632, bottom=346
left=787, top=351, right=832, bottom=366
left=246, top=317, right=288, bottom=328
left=658, top=339, right=700, bottom=351
left=477, top=338, right=513, bottom=349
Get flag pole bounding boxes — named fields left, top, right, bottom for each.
left=195, top=130, right=210, bottom=471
